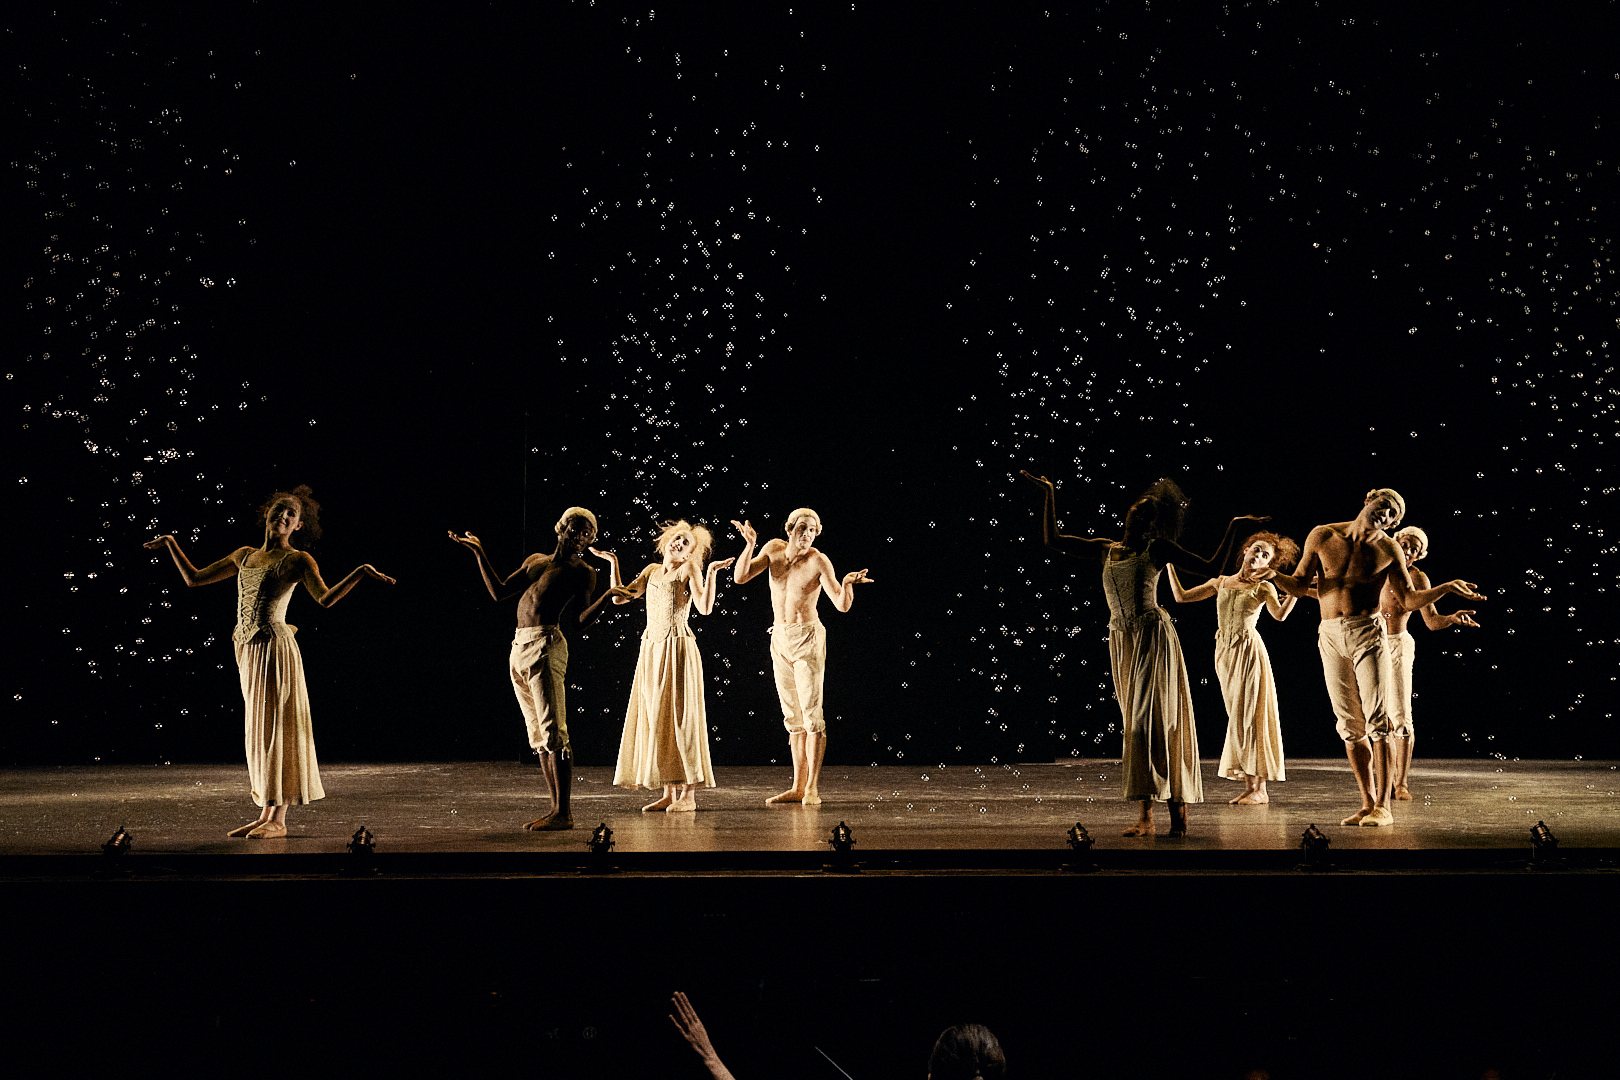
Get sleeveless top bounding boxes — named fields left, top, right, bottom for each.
left=643, top=570, right=693, bottom=639
left=1215, top=580, right=1267, bottom=646
left=1101, top=549, right=1165, bottom=630
left=234, top=550, right=299, bottom=644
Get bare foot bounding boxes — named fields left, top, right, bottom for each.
left=766, top=789, right=806, bottom=805
left=1339, top=808, right=1372, bottom=826
left=528, top=814, right=575, bottom=832
left=227, top=819, right=267, bottom=838
left=642, top=794, right=675, bottom=812
left=246, top=821, right=287, bottom=839
left=1122, top=821, right=1155, bottom=837
left=1393, top=785, right=1413, bottom=801
left=1167, top=803, right=1189, bottom=838
left=1358, top=806, right=1394, bottom=827
left=1235, top=791, right=1270, bottom=805
left=802, top=793, right=822, bottom=807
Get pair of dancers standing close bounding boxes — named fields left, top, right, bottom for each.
left=150, top=490, right=871, bottom=838
left=1022, top=471, right=1483, bottom=834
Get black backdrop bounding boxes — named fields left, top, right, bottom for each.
left=14, top=2, right=1616, bottom=768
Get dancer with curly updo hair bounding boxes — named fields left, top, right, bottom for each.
left=596, top=520, right=734, bottom=812
left=1021, top=470, right=1265, bottom=837
left=145, top=486, right=394, bottom=838
left=1168, top=531, right=1301, bottom=805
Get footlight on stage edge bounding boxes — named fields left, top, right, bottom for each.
left=581, top=822, right=619, bottom=874
left=824, top=821, right=859, bottom=873
left=1297, top=824, right=1333, bottom=871
left=344, top=825, right=378, bottom=875
left=101, top=826, right=132, bottom=856
left=1063, top=822, right=1097, bottom=873
left=1528, top=820, right=1560, bottom=870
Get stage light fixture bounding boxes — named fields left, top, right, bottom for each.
left=1529, top=820, right=1560, bottom=869
left=1063, top=821, right=1097, bottom=873
left=586, top=822, right=616, bottom=856
left=101, top=826, right=131, bottom=856
left=1298, top=824, right=1332, bottom=871
left=823, top=821, right=860, bottom=873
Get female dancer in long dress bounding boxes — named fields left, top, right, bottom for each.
left=1166, top=532, right=1300, bottom=805
left=594, top=521, right=734, bottom=812
left=144, top=486, right=393, bottom=838
left=1021, top=471, right=1262, bottom=836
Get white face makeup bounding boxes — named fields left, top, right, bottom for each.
left=1364, top=497, right=1400, bottom=531
left=666, top=531, right=694, bottom=563
left=788, top=519, right=820, bottom=551
left=1241, top=541, right=1276, bottom=575
left=1397, top=534, right=1423, bottom=568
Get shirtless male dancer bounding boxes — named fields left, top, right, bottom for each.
left=1261, top=490, right=1484, bottom=826
left=450, top=508, right=625, bottom=831
left=1378, top=526, right=1480, bottom=801
left=731, top=509, right=873, bottom=805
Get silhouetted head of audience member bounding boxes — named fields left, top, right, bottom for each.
left=926, top=1023, right=1006, bottom=1080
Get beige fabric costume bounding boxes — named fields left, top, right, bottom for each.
left=1317, top=614, right=1394, bottom=742
left=510, top=625, right=570, bottom=755
left=770, top=620, right=826, bottom=734
left=1213, top=582, right=1286, bottom=783
left=614, top=572, right=716, bottom=789
left=1102, top=552, right=1203, bottom=804
left=1385, top=625, right=1416, bottom=739
left=233, top=552, right=324, bottom=807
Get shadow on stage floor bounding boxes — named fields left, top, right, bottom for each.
left=6, top=760, right=1615, bottom=1077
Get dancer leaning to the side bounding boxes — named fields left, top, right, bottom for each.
left=730, top=510, right=872, bottom=807
left=594, top=520, right=734, bottom=813
left=1258, top=490, right=1484, bottom=826
left=1377, top=525, right=1479, bottom=801
left=1167, top=531, right=1301, bottom=806
left=1021, top=470, right=1263, bottom=837
left=449, top=508, right=625, bottom=831
left=145, top=486, right=394, bottom=838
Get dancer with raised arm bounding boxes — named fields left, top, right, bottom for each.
left=449, top=507, right=623, bottom=831
left=730, top=510, right=873, bottom=806
left=595, top=521, right=734, bottom=813
left=145, top=486, right=394, bottom=838
left=1167, top=531, right=1301, bottom=806
left=1259, top=490, right=1485, bottom=826
left=1021, top=470, right=1262, bottom=837
left=1377, top=525, right=1480, bottom=801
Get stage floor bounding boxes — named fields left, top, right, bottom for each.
left=4, top=757, right=1616, bottom=864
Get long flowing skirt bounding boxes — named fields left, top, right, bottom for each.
left=613, top=629, right=716, bottom=789
left=235, top=629, right=324, bottom=806
left=1216, top=630, right=1286, bottom=781
left=1111, top=609, right=1202, bottom=803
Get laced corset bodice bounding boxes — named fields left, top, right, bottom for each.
left=1215, top=581, right=1266, bottom=644
left=643, top=570, right=693, bottom=638
left=1101, top=550, right=1165, bottom=629
left=234, top=552, right=298, bottom=643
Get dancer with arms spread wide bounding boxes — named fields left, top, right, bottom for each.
left=145, top=486, right=394, bottom=838
left=1021, top=470, right=1263, bottom=836
left=449, top=507, right=624, bottom=831
left=1167, top=531, right=1300, bottom=805
left=595, top=520, right=734, bottom=813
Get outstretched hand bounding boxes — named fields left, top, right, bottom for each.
left=1447, top=610, right=1481, bottom=628
left=588, top=546, right=618, bottom=563
left=143, top=535, right=176, bottom=551
left=1018, top=469, right=1055, bottom=491
left=843, top=568, right=874, bottom=585
left=730, top=519, right=757, bottom=546
left=709, top=557, right=737, bottom=572
left=670, top=991, right=730, bottom=1078
left=1440, top=579, right=1487, bottom=602
left=1232, top=514, right=1272, bottom=524
left=361, top=564, right=396, bottom=585
left=448, top=530, right=483, bottom=552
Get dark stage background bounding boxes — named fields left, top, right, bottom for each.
left=13, top=2, right=1617, bottom=768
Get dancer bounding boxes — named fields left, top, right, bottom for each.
left=595, top=521, right=734, bottom=813
left=449, top=508, right=623, bottom=831
left=669, top=991, right=1005, bottom=1080
left=145, top=486, right=394, bottom=838
left=1378, top=525, right=1480, bottom=800
left=730, top=510, right=873, bottom=806
left=1260, top=490, right=1484, bottom=826
left=1021, top=471, right=1263, bottom=837
left=1166, top=532, right=1300, bottom=805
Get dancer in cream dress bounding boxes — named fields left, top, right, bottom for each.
left=1021, top=471, right=1266, bottom=837
left=145, top=486, right=393, bottom=838
left=1167, top=532, right=1300, bottom=805
left=596, top=521, right=734, bottom=812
